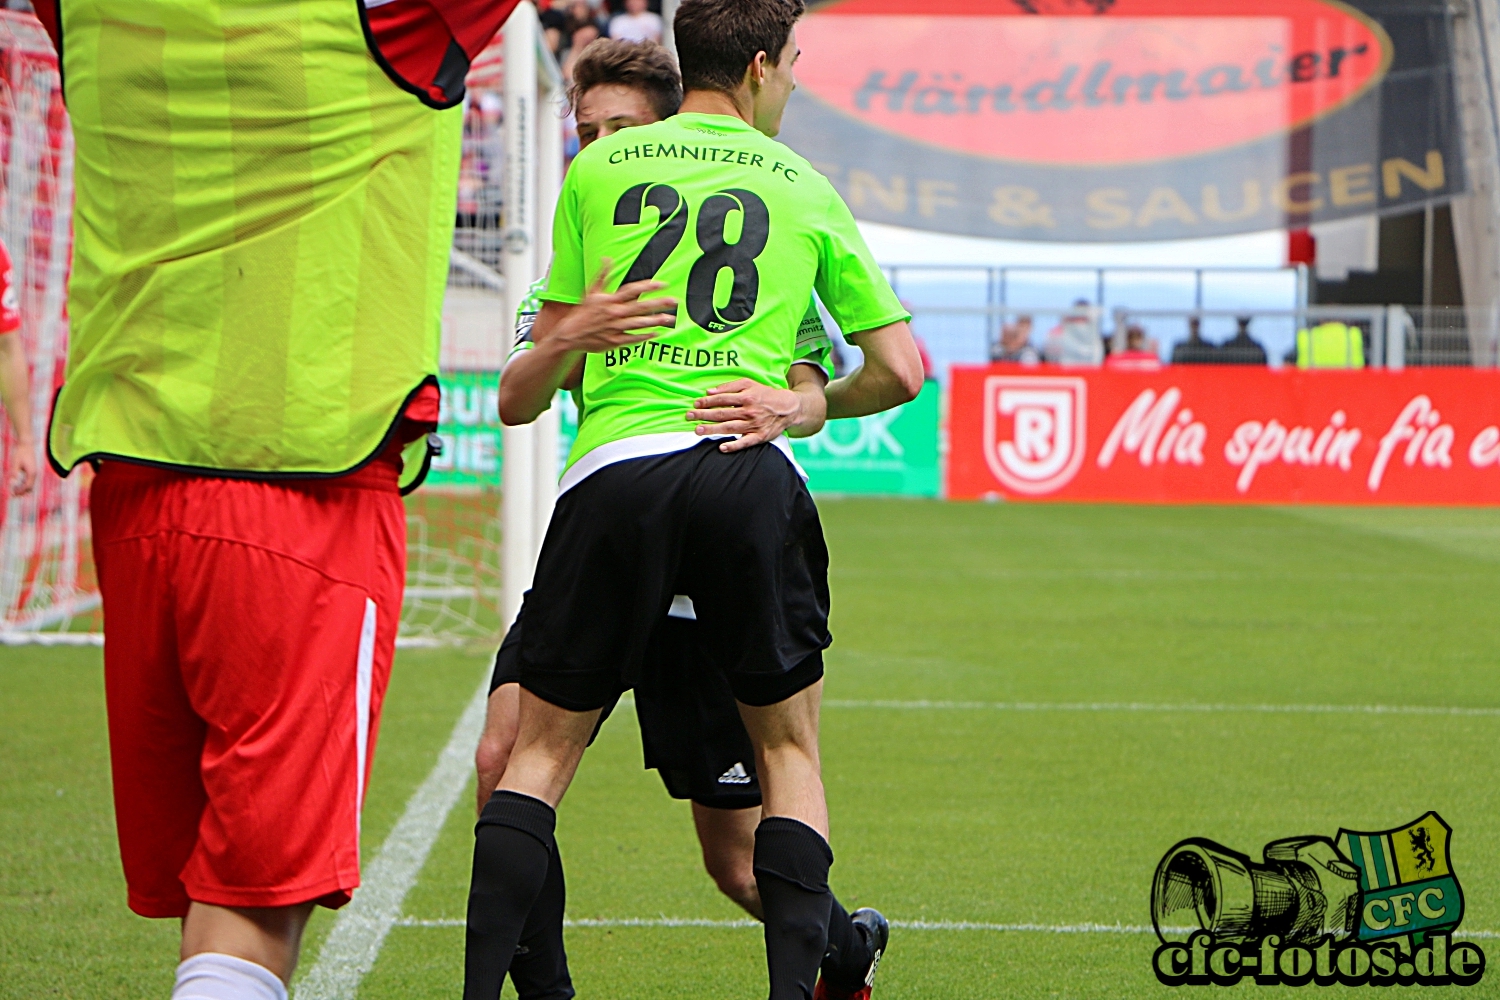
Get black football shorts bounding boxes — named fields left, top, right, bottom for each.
left=635, top=615, right=766, bottom=811
left=493, top=602, right=765, bottom=810
left=519, top=440, right=830, bottom=713
left=492, top=599, right=621, bottom=746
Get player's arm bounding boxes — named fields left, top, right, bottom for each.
left=688, top=362, right=828, bottom=453
left=0, top=331, right=35, bottom=496
left=499, top=269, right=676, bottom=426
left=823, top=321, right=924, bottom=420
left=812, top=184, right=923, bottom=420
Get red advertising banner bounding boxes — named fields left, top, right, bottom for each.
left=948, top=366, right=1500, bottom=504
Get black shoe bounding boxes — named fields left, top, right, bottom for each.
left=814, top=908, right=889, bottom=1000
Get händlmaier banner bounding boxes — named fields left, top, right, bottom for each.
left=781, top=0, right=1464, bottom=241
left=948, top=366, right=1500, bottom=503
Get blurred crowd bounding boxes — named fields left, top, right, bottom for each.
left=538, top=0, right=666, bottom=82
left=989, top=301, right=1283, bottom=370
left=456, top=1, right=669, bottom=228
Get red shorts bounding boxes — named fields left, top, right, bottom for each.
left=91, top=454, right=407, bottom=917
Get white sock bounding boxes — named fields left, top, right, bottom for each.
left=172, top=953, right=287, bottom=1000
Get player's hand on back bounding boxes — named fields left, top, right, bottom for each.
left=688, top=377, right=807, bottom=453
left=547, top=264, right=677, bottom=355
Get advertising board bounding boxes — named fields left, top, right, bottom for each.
left=428, top=371, right=503, bottom=487
left=784, top=0, right=1464, bottom=241
left=792, top=379, right=941, bottom=496
left=949, top=366, right=1500, bottom=504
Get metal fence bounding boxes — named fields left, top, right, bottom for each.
left=1404, top=306, right=1500, bottom=367
left=874, top=263, right=1496, bottom=374
left=893, top=301, right=1498, bottom=378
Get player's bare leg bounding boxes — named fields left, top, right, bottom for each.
left=693, top=803, right=764, bottom=918
left=738, top=680, right=828, bottom=837
left=180, top=902, right=315, bottom=985
left=475, top=683, right=521, bottom=816
left=735, top=681, right=838, bottom=999
left=498, top=692, right=600, bottom=807
left=472, top=679, right=576, bottom=1000
left=732, top=687, right=890, bottom=999
left=464, top=691, right=600, bottom=1000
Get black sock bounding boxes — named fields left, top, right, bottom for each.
left=509, top=839, right=575, bottom=1000
left=820, top=896, right=871, bottom=993
left=464, top=792, right=557, bottom=1000
left=754, top=817, right=835, bottom=1000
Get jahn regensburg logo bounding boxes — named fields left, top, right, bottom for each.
left=1151, top=813, right=1485, bottom=986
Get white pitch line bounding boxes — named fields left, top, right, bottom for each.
left=822, top=699, right=1500, bottom=717
left=295, top=674, right=491, bottom=1000
left=392, top=917, right=1500, bottom=939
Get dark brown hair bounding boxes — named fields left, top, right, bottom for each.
left=568, top=39, right=684, bottom=121
left=673, top=0, right=805, bottom=95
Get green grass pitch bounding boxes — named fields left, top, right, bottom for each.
left=3, top=501, right=1499, bottom=999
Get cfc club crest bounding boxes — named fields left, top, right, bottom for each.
left=983, top=376, right=1087, bottom=495
left=1337, top=813, right=1463, bottom=944
left=1151, top=812, right=1483, bottom=987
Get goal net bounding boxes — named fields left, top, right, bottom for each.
left=0, top=14, right=519, bottom=647
left=0, top=12, right=95, bottom=642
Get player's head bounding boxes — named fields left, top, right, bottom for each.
left=674, top=0, right=805, bottom=137
left=569, top=39, right=683, bottom=148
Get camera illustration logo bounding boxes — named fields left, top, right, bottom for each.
left=1151, top=813, right=1485, bottom=986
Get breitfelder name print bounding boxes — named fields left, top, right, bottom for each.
left=602, top=340, right=741, bottom=370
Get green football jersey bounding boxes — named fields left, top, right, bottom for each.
left=507, top=277, right=832, bottom=426
left=542, top=112, right=906, bottom=474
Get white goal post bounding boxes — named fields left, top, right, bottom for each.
left=499, top=0, right=566, bottom=631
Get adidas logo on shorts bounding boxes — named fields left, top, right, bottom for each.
left=718, top=762, right=753, bottom=786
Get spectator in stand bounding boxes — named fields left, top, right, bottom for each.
left=1170, top=315, right=1219, bottom=365
left=608, top=0, right=663, bottom=42
left=1219, top=315, right=1269, bottom=365
left=992, top=314, right=1039, bottom=364
left=0, top=237, right=34, bottom=496
left=1105, top=325, right=1163, bottom=371
left=562, top=24, right=603, bottom=83
left=537, top=0, right=567, bottom=54
left=562, top=0, right=607, bottom=38
left=539, top=0, right=567, bottom=29
left=1042, top=299, right=1104, bottom=366
left=1295, top=320, right=1365, bottom=369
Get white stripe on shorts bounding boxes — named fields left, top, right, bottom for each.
left=356, top=599, right=377, bottom=835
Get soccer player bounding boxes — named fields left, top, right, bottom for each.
left=477, top=38, right=888, bottom=1000
left=0, top=236, right=34, bottom=496
left=471, top=2, right=924, bottom=997
left=31, top=1, right=519, bottom=997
